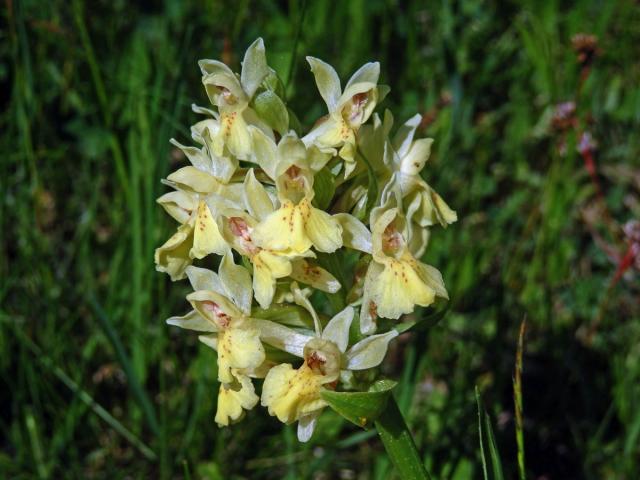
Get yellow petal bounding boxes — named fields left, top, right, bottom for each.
left=216, top=109, right=253, bottom=160
left=369, top=258, right=436, bottom=319
left=290, top=259, right=340, bottom=293
left=217, top=326, right=265, bottom=384
left=190, top=201, right=228, bottom=259
left=316, top=115, right=354, bottom=147
left=166, top=166, right=221, bottom=194
left=253, top=200, right=311, bottom=254
left=414, top=261, right=449, bottom=300
left=338, top=141, right=356, bottom=171
left=261, top=363, right=326, bottom=424
left=252, top=250, right=292, bottom=308
left=154, top=223, right=194, bottom=281
left=432, top=190, right=458, bottom=225
left=215, top=373, right=259, bottom=426
left=303, top=199, right=343, bottom=253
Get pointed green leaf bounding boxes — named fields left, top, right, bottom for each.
left=320, top=380, right=397, bottom=429
left=251, top=303, right=314, bottom=329
left=252, top=90, right=289, bottom=135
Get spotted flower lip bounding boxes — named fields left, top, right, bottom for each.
left=154, top=197, right=229, bottom=281
left=360, top=207, right=449, bottom=334
left=248, top=131, right=345, bottom=255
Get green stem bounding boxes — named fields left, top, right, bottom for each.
left=375, top=396, right=431, bottom=480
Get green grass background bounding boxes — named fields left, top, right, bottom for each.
left=2, top=0, right=640, bottom=478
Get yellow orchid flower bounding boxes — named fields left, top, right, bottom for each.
left=199, top=38, right=273, bottom=160
left=187, top=278, right=264, bottom=383
left=219, top=211, right=292, bottom=309
left=302, top=57, right=389, bottom=178
left=388, top=113, right=457, bottom=230
left=250, top=131, right=343, bottom=255
left=252, top=196, right=343, bottom=254
left=154, top=194, right=228, bottom=281
left=220, top=209, right=340, bottom=308
left=259, top=300, right=398, bottom=441
left=360, top=208, right=448, bottom=333
left=155, top=129, right=249, bottom=280
left=167, top=256, right=265, bottom=425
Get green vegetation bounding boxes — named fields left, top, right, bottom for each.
left=2, top=0, right=639, bottom=478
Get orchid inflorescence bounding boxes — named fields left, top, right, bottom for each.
left=155, top=38, right=457, bottom=442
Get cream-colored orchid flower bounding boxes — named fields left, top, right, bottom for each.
left=250, top=131, right=343, bottom=255
left=155, top=130, right=251, bottom=280
left=154, top=192, right=229, bottom=281
left=199, top=38, right=273, bottom=160
left=340, top=111, right=456, bottom=256
left=259, top=300, right=398, bottom=442
left=166, top=256, right=264, bottom=426
left=302, top=57, right=388, bottom=178
left=360, top=207, right=448, bottom=334
left=388, top=113, right=457, bottom=230
left=219, top=211, right=292, bottom=309
left=218, top=169, right=342, bottom=308
left=168, top=117, right=239, bottom=185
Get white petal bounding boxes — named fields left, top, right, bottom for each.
left=249, top=126, right=278, bottom=180
left=334, top=213, right=372, bottom=253
left=198, top=333, right=218, bottom=350
left=391, top=113, right=422, bottom=160
left=346, top=330, right=399, bottom=370
left=185, top=266, right=224, bottom=293
left=321, top=307, right=354, bottom=353
left=306, top=56, right=341, bottom=112
left=243, top=168, right=274, bottom=221
left=253, top=319, right=312, bottom=358
left=297, top=412, right=320, bottom=443
left=240, top=38, right=269, bottom=97
left=219, top=252, right=253, bottom=314
left=166, top=309, right=217, bottom=332
left=345, top=62, right=380, bottom=90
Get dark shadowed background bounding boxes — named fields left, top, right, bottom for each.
left=2, top=0, right=640, bottom=478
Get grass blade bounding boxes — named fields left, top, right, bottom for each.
left=10, top=322, right=157, bottom=461
left=285, top=0, right=309, bottom=98
left=476, top=386, right=504, bottom=480
left=87, top=295, right=160, bottom=436
left=514, top=319, right=527, bottom=480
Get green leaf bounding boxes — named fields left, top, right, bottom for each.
left=262, top=70, right=286, bottom=99
left=252, top=90, right=289, bottom=135
left=476, top=386, right=505, bottom=480
left=375, top=395, right=431, bottom=480
left=321, top=380, right=397, bottom=428
left=251, top=303, right=314, bottom=329
left=312, top=167, right=336, bottom=210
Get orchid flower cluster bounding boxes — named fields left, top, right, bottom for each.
left=155, top=39, right=456, bottom=442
